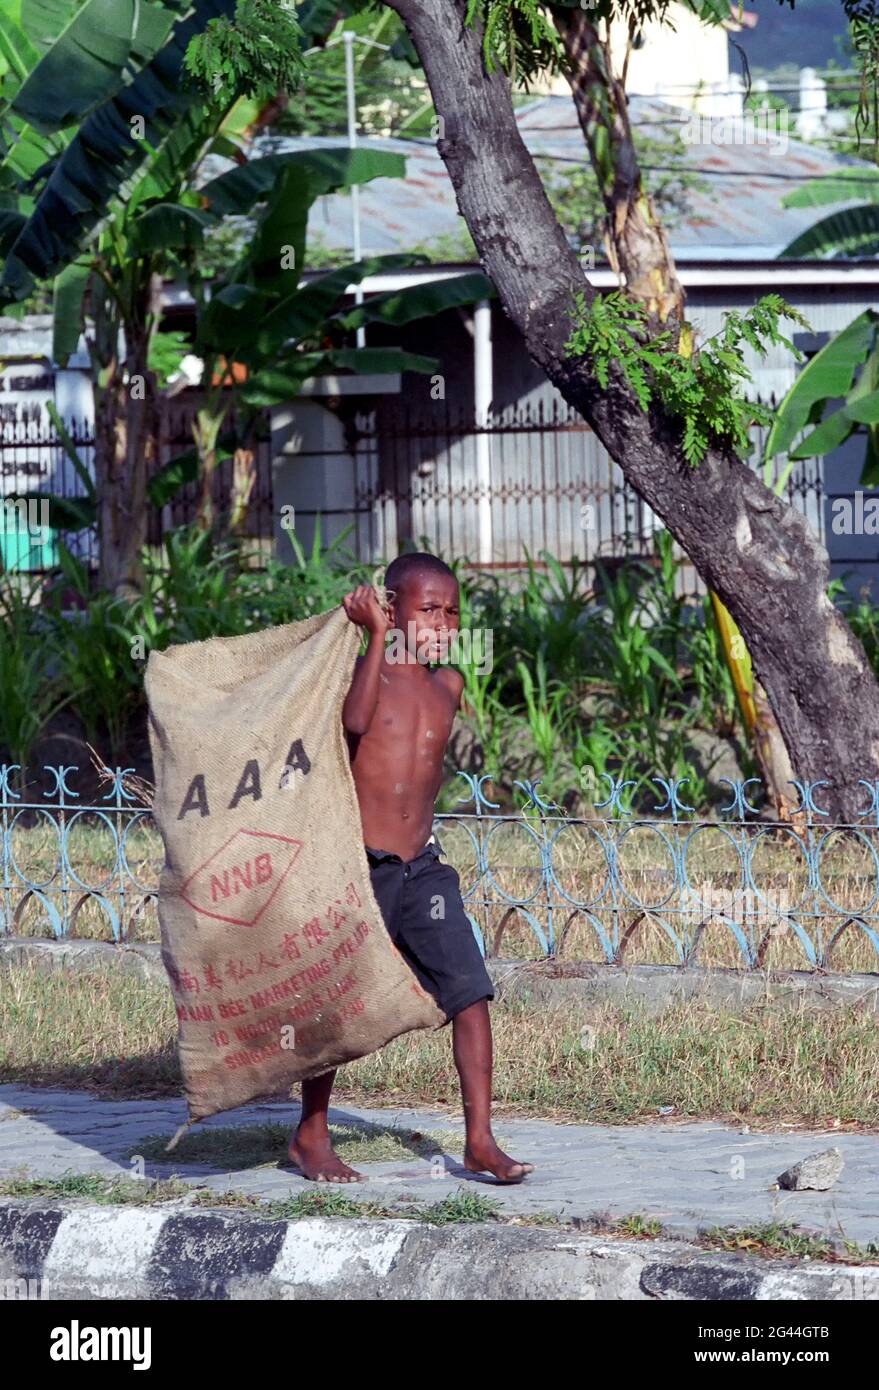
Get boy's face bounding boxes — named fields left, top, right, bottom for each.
left=392, top=572, right=460, bottom=663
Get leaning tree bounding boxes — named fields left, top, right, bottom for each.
left=355, top=0, right=879, bottom=821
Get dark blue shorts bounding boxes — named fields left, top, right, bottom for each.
left=366, top=840, right=494, bottom=1023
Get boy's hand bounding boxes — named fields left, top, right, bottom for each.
left=342, top=585, right=391, bottom=635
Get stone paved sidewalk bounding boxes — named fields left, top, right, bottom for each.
left=1, top=1084, right=877, bottom=1245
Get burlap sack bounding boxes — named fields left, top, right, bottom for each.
left=145, top=605, right=445, bottom=1123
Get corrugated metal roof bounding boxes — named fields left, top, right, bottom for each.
left=248, top=95, right=872, bottom=262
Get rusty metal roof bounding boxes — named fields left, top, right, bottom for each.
left=252, top=94, right=871, bottom=262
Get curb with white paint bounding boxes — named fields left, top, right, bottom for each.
left=1, top=1200, right=877, bottom=1301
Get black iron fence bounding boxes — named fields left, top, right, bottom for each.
left=0, top=399, right=824, bottom=590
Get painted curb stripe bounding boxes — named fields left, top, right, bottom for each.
left=273, top=1217, right=410, bottom=1287
left=41, top=1208, right=169, bottom=1297
left=148, top=1213, right=288, bottom=1299
left=5, top=1203, right=879, bottom=1300
left=0, top=1205, right=66, bottom=1277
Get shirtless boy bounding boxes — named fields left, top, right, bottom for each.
left=288, top=552, right=534, bottom=1184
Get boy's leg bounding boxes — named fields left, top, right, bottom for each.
left=288, top=1069, right=366, bottom=1182
left=453, top=1000, right=534, bottom=1183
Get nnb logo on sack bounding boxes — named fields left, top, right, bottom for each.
left=180, top=829, right=303, bottom=926
left=50, top=1321, right=151, bottom=1370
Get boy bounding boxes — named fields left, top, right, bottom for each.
left=288, top=553, right=534, bottom=1184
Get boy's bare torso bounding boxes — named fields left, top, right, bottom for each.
left=347, top=659, right=460, bottom=861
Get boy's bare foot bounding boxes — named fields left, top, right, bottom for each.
left=288, top=1133, right=366, bottom=1183
left=464, top=1138, right=535, bottom=1184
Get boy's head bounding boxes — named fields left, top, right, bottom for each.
left=384, top=553, right=459, bottom=663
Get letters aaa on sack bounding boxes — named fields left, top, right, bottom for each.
left=145, top=607, right=444, bottom=1123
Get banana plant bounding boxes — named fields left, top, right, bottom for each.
left=764, top=309, right=879, bottom=486
left=145, top=141, right=492, bottom=529
left=0, top=0, right=254, bottom=590
left=781, top=169, right=879, bottom=260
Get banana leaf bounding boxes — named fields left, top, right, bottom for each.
left=782, top=169, right=879, bottom=209
left=764, top=310, right=879, bottom=462
left=335, top=272, right=494, bottom=331
left=127, top=201, right=215, bottom=254
left=51, top=259, right=89, bottom=364
left=0, top=0, right=237, bottom=298
left=781, top=204, right=879, bottom=259
left=199, top=147, right=405, bottom=215
left=239, top=347, right=439, bottom=407
left=12, top=0, right=181, bottom=133
left=20, top=491, right=95, bottom=530
left=239, top=254, right=424, bottom=361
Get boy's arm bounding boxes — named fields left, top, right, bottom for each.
left=341, top=586, right=391, bottom=735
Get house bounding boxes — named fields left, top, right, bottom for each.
left=3, top=83, right=877, bottom=594
left=247, top=96, right=879, bottom=596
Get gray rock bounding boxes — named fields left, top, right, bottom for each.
left=776, top=1147, right=844, bottom=1191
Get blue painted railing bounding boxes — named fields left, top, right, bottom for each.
left=4, top=764, right=879, bottom=971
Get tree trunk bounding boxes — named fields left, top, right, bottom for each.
left=385, top=0, right=879, bottom=820
left=229, top=446, right=256, bottom=536
left=194, top=405, right=223, bottom=532
left=553, top=9, right=684, bottom=325
left=92, top=272, right=160, bottom=594
left=556, top=8, right=795, bottom=817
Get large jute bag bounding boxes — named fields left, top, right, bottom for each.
left=146, top=605, right=444, bottom=1124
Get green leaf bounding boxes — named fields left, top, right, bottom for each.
left=51, top=259, right=88, bottom=364
left=198, top=282, right=267, bottom=352
left=124, top=103, right=217, bottom=211
left=336, top=272, right=494, bottom=331
left=860, top=427, right=879, bottom=488
left=0, top=0, right=238, bottom=295
left=127, top=201, right=215, bottom=254
left=321, top=347, right=439, bottom=375
left=781, top=204, right=879, bottom=259
left=783, top=169, right=879, bottom=210
left=13, top=0, right=179, bottom=133
left=764, top=311, right=879, bottom=461
left=239, top=358, right=324, bottom=407
left=246, top=253, right=422, bottom=361
left=790, top=406, right=857, bottom=459
left=240, top=346, right=440, bottom=406
left=0, top=1, right=43, bottom=90
left=199, top=147, right=406, bottom=215
left=0, top=208, right=26, bottom=255
left=23, top=490, right=95, bottom=530
left=846, top=389, right=879, bottom=426
left=245, top=163, right=309, bottom=292
left=146, top=438, right=232, bottom=506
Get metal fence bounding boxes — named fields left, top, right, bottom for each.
left=5, top=763, right=879, bottom=972
left=1, top=401, right=824, bottom=590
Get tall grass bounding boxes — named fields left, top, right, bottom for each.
left=4, top=523, right=369, bottom=770
left=3, top=523, right=877, bottom=814
left=0, top=575, right=68, bottom=776
left=462, top=531, right=741, bottom=810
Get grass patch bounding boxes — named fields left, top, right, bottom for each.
left=3, top=1174, right=878, bottom=1265
left=698, top=1221, right=879, bottom=1265
left=136, top=1121, right=465, bottom=1170
left=0, top=964, right=178, bottom=1096
left=3, top=963, right=879, bottom=1129
left=0, top=1173, right=191, bottom=1205
left=581, top=1211, right=665, bottom=1239
left=411, top=1190, right=503, bottom=1225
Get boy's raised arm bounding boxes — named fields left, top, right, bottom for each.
left=341, top=586, right=391, bottom=735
